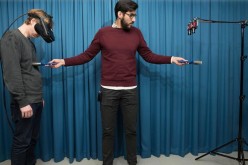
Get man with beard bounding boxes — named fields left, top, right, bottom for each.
left=50, top=0, right=187, bottom=165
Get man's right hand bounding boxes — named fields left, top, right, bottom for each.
left=20, top=105, right=33, bottom=118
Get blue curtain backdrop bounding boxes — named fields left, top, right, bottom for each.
left=0, top=0, right=248, bottom=163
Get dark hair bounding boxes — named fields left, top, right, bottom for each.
left=114, top=0, right=138, bottom=19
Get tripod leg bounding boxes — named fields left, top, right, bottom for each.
left=195, top=139, right=237, bottom=160
left=239, top=151, right=246, bottom=165
left=237, top=138, right=246, bottom=165
left=242, top=152, right=246, bottom=165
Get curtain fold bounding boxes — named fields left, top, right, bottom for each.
left=0, top=0, right=248, bottom=163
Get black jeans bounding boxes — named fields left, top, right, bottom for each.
left=100, top=87, right=138, bottom=165
left=10, top=101, right=43, bottom=165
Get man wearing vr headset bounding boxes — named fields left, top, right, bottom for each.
left=0, top=9, right=54, bottom=165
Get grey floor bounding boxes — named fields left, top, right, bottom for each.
left=0, top=152, right=247, bottom=165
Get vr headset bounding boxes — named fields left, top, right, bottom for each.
left=28, top=13, right=55, bottom=43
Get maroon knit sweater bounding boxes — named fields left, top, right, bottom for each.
left=64, top=26, right=172, bottom=86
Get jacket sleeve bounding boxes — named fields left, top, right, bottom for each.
left=0, top=33, right=29, bottom=108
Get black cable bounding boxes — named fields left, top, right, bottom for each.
left=1, top=13, right=27, bottom=37
left=0, top=67, right=14, bottom=133
left=0, top=43, right=14, bottom=132
left=0, top=40, right=14, bottom=133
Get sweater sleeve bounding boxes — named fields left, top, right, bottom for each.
left=64, top=30, right=101, bottom=66
left=0, top=32, right=29, bottom=108
left=136, top=29, right=172, bottom=64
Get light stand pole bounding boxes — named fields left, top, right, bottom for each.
left=188, top=18, right=248, bottom=165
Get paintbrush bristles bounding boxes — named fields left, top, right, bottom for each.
left=192, top=61, right=202, bottom=64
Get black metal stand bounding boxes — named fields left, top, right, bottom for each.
left=195, top=21, right=248, bottom=165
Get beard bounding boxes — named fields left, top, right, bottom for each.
left=121, top=18, right=133, bottom=32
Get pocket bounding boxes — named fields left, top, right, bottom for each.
left=100, top=88, right=116, bottom=106
left=97, top=91, right=102, bottom=102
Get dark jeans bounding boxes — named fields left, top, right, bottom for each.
left=100, top=87, right=138, bottom=165
left=10, top=101, right=43, bottom=165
